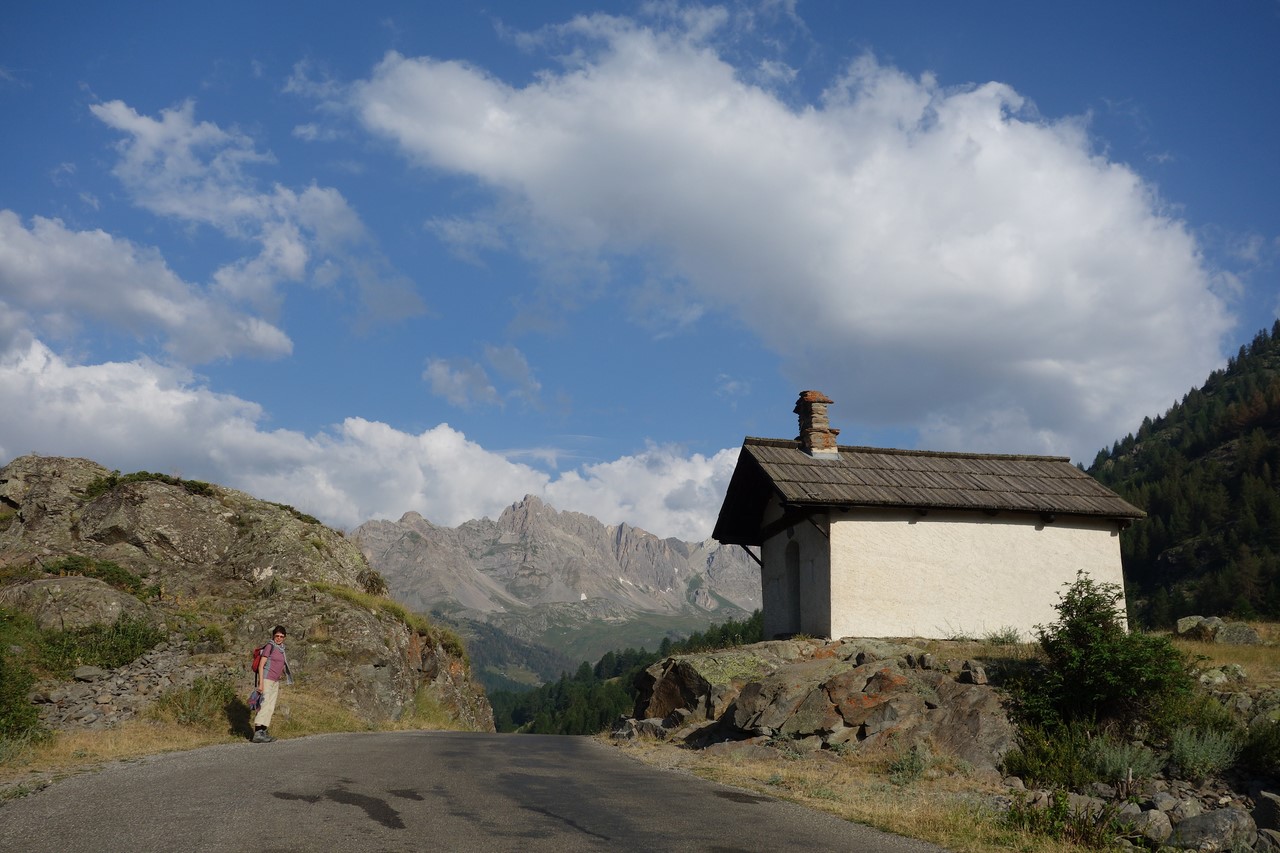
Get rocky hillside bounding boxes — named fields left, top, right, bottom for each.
left=0, top=455, right=493, bottom=734
left=351, top=496, right=761, bottom=690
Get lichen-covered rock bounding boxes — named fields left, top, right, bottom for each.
left=1176, top=615, right=1226, bottom=642
left=1215, top=622, right=1262, bottom=645
left=625, top=638, right=1016, bottom=769
left=1167, top=808, right=1256, bottom=851
left=0, top=576, right=156, bottom=630
left=1128, top=808, right=1173, bottom=844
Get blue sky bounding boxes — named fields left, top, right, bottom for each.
left=2, top=1, right=1278, bottom=540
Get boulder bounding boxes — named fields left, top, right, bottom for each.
left=0, top=576, right=156, bottom=630
left=1128, top=808, right=1172, bottom=844
left=731, top=657, right=853, bottom=734
left=1216, top=622, right=1262, bottom=645
left=1167, top=808, right=1256, bottom=851
left=1177, top=615, right=1227, bottom=642
left=1255, top=791, right=1280, bottom=832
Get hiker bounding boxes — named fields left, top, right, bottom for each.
left=252, top=625, right=291, bottom=743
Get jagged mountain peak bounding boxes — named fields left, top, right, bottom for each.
left=350, top=501, right=762, bottom=684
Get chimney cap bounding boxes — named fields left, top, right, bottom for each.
left=794, top=390, right=834, bottom=412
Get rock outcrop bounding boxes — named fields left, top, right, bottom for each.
left=616, top=637, right=1016, bottom=770
left=0, top=455, right=493, bottom=734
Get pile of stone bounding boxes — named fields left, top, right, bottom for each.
left=1004, top=776, right=1268, bottom=849
left=27, top=638, right=238, bottom=731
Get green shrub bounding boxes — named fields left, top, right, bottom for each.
left=1168, top=726, right=1242, bottom=782
left=43, top=556, right=146, bottom=597
left=1022, top=572, right=1194, bottom=736
left=0, top=654, right=39, bottom=741
left=1241, top=720, right=1280, bottom=775
left=1002, top=789, right=1128, bottom=849
left=85, top=470, right=214, bottom=499
left=358, top=566, right=389, bottom=597
left=182, top=624, right=227, bottom=652
left=888, top=742, right=931, bottom=785
left=1084, top=735, right=1164, bottom=786
left=39, top=614, right=165, bottom=676
left=270, top=502, right=321, bottom=525
left=982, top=626, right=1023, bottom=645
left=1001, top=723, right=1098, bottom=790
left=149, top=676, right=236, bottom=729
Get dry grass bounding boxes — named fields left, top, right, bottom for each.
left=1170, top=622, right=1280, bottom=688
left=606, top=736, right=1086, bottom=853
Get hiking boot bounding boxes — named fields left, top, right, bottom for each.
left=252, top=727, right=275, bottom=743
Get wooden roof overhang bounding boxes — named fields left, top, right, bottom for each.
left=712, top=438, right=1146, bottom=548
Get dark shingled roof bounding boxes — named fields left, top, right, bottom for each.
left=712, top=437, right=1145, bottom=546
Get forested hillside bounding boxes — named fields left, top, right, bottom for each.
left=1089, top=321, right=1280, bottom=625
left=489, top=611, right=762, bottom=734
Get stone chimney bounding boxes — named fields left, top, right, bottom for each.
left=794, top=390, right=840, bottom=457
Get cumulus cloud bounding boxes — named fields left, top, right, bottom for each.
left=345, top=12, right=1232, bottom=461
left=0, top=211, right=290, bottom=362
left=423, top=357, right=500, bottom=409
left=424, top=344, right=543, bottom=409
left=90, top=99, right=422, bottom=323
left=0, top=338, right=728, bottom=538
left=545, top=443, right=739, bottom=542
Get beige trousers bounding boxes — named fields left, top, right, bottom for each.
left=254, top=679, right=281, bottom=728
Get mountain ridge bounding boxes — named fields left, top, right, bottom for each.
left=350, top=494, right=760, bottom=690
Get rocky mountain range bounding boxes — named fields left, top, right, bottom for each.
left=0, top=455, right=493, bottom=735
left=351, top=496, right=761, bottom=690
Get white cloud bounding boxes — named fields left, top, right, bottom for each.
left=345, top=13, right=1232, bottom=461
left=545, top=443, right=740, bottom=541
left=90, top=98, right=422, bottom=323
left=483, top=344, right=542, bottom=406
left=423, top=357, right=500, bottom=409
left=0, top=211, right=290, bottom=362
left=0, top=338, right=727, bottom=538
left=424, top=344, right=544, bottom=410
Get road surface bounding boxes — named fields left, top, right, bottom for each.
left=0, top=732, right=950, bottom=852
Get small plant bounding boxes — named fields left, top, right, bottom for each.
left=1001, top=789, right=1127, bottom=848
left=1001, top=723, right=1098, bottom=790
left=1084, top=734, right=1163, bottom=794
left=185, top=624, right=227, bottom=652
left=1167, top=726, right=1242, bottom=782
left=0, top=653, right=39, bottom=741
left=149, top=676, right=236, bottom=729
left=42, top=555, right=147, bottom=597
left=258, top=576, right=282, bottom=599
left=1240, top=719, right=1280, bottom=776
left=270, top=502, right=322, bottom=525
left=85, top=471, right=215, bottom=499
left=39, top=613, right=165, bottom=675
left=888, top=742, right=931, bottom=786
left=358, top=566, right=389, bottom=597
left=982, top=626, right=1023, bottom=645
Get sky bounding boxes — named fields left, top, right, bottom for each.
left=2, top=1, right=1278, bottom=542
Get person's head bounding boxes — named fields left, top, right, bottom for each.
left=271, top=625, right=287, bottom=643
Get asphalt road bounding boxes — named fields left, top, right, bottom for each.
left=0, top=732, right=951, bottom=852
